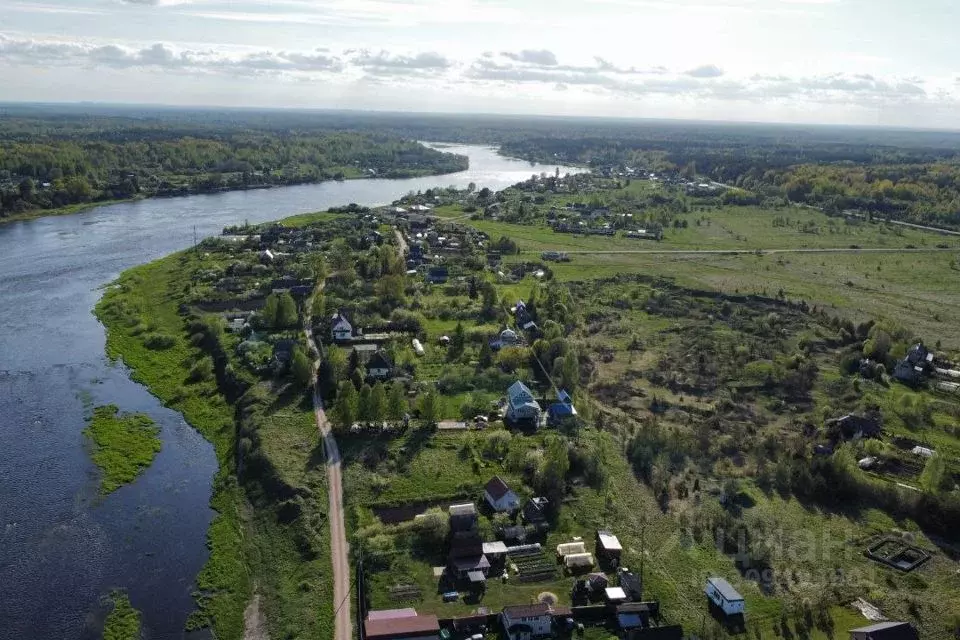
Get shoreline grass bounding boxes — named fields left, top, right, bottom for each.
left=97, top=256, right=251, bottom=638
left=84, top=405, right=161, bottom=494
left=96, top=250, right=334, bottom=639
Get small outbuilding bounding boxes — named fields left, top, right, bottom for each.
left=849, top=621, right=919, bottom=640
left=484, top=476, right=520, bottom=513
left=522, top=497, right=549, bottom=525
left=704, top=577, right=744, bottom=616
left=448, top=503, right=478, bottom=533
left=556, top=541, right=587, bottom=558
left=564, top=553, right=595, bottom=571
left=596, top=530, right=623, bottom=564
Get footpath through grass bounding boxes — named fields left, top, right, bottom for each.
left=84, top=405, right=161, bottom=494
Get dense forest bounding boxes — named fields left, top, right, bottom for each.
left=5, top=104, right=960, bottom=226
left=0, top=111, right=468, bottom=219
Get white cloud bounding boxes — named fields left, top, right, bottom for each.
left=350, top=49, right=452, bottom=74
left=501, top=49, right=557, bottom=66
left=684, top=64, right=724, bottom=78
left=0, top=35, right=345, bottom=75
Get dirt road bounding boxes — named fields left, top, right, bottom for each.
left=314, top=388, right=351, bottom=640
left=558, top=246, right=960, bottom=255
left=304, top=291, right=351, bottom=640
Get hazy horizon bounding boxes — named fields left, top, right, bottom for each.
left=2, top=0, right=959, bottom=129
left=6, top=99, right=960, bottom=135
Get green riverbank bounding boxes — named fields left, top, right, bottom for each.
left=96, top=251, right=332, bottom=639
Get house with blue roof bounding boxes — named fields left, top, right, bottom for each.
left=547, top=389, right=578, bottom=426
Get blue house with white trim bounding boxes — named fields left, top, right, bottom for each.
left=547, top=389, right=577, bottom=426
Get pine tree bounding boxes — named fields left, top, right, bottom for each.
left=333, top=381, right=358, bottom=429
left=357, top=384, right=373, bottom=421
left=387, top=382, right=407, bottom=420
left=369, top=382, right=387, bottom=422
left=291, top=347, right=313, bottom=389
left=276, top=292, right=298, bottom=328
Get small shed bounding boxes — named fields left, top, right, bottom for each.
left=704, top=577, right=744, bottom=616
left=596, top=530, right=623, bottom=562
left=849, top=621, right=919, bottom=640
left=448, top=503, right=478, bottom=533
left=556, top=542, right=587, bottom=558
left=523, top=497, right=549, bottom=525
left=564, top=553, right=595, bottom=570
left=481, top=541, right=508, bottom=559
left=605, top=587, right=627, bottom=604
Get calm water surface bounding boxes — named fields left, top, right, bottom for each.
left=0, top=145, right=583, bottom=639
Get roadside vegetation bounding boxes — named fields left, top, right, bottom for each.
left=84, top=405, right=161, bottom=494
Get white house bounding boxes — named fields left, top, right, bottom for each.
left=484, top=476, right=519, bottom=512
left=505, top=381, right=542, bottom=427
left=501, top=603, right=553, bottom=640
left=331, top=313, right=352, bottom=342
left=705, top=577, right=745, bottom=616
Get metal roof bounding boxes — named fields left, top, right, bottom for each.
left=597, top=530, right=623, bottom=551
left=448, top=503, right=477, bottom=517
left=365, top=614, right=439, bottom=639
left=706, top=577, right=743, bottom=602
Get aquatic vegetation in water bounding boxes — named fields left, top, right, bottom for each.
left=84, top=404, right=161, bottom=494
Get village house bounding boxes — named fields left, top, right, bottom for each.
left=484, top=475, right=520, bottom=512
left=426, top=266, right=449, bottom=284
left=849, top=621, right=919, bottom=640
left=826, top=413, right=882, bottom=440
left=500, top=603, right=553, bottom=640
left=522, top=497, right=549, bottom=525
left=515, top=301, right=537, bottom=331
left=366, top=350, right=393, bottom=380
left=364, top=609, right=440, bottom=640
left=448, top=531, right=490, bottom=583
left=894, top=343, right=934, bottom=385
left=272, top=339, right=297, bottom=371
left=547, top=390, right=577, bottom=426
left=505, top=381, right=542, bottom=428
left=331, top=312, right=353, bottom=342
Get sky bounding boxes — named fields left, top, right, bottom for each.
left=2, top=0, right=960, bottom=128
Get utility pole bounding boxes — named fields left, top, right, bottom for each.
left=639, top=519, right=646, bottom=602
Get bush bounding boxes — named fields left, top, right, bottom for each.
left=188, top=357, right=214, bottom=383
left=143, top=333, right=176, bottom=350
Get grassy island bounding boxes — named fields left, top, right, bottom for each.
left=102, top=591, right=142, bottom=640
left=84, top=405, right=161, bottom=494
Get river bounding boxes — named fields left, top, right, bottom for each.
left=0, top=144, right=584, bottom=640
